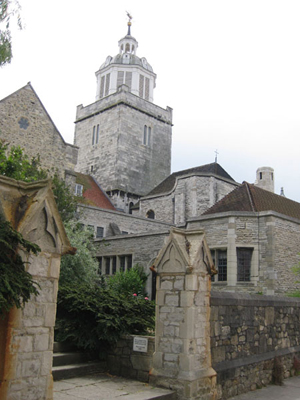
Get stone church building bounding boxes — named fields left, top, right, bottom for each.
left=1, top=19, right=300, bottom=298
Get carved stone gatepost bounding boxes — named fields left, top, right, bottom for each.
left=149, top=228, right=217, bottom=400
left=0, top=176, right=73, bottom=400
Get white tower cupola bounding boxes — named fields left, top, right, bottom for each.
left=118, top=18, right=138, bottom=55
left=95, top=15, right=156, bottom=102
left=254, top=166, right=275, bottom=193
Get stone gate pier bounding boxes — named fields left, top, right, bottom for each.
left=0, top=176, right=73, bottom=400
left=149, top=228, right=217, bottom=400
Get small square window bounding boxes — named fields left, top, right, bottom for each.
left=75, top=184, right=83, bottom=196
left=96, top=227, right=104, bottom=238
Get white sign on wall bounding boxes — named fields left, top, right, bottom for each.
left=133, top=337, right=148, bottom=353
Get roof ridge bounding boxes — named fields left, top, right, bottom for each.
left=244, top=182, right=256, bottom=212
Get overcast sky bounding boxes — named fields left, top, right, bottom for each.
left=1, top=0, right=300, bottom=201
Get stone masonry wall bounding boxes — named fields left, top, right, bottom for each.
left=274, top=216, right=300, bottom=294
left=0, top=177, right=71, bottom=400
left=188, top=214, right=261, bottom=293
left=107, top=292, right=300, bottom=399
left=0, top=84, right=78, bottom=177
left=0, top=253, right=61, bottom=400
left=108, top=335, right=154, bottom=383
left=139, top=175, right=237, bottom=225
left=188, top=212, right=300, bottom=295
left=74, top=87, right=172, bottom=196
left=211, top=292, right=300, bottom=399
left=79, top=204, right=173, bottom=238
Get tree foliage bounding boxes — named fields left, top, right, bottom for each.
left=0, top=140, right=78, bottom=220
left=0, top=140, right=47, bottom=181
left=59, top=220, right=99, bottom=286
left=0, top=0, right=22, bottom=66
left=0, top=141, right=78, bottom=314
left=51, top=173, right=78, bottom=223
left=55, top=281, right=155, bottom=350
left=0, top=213, right=40, bottom=314
left=107, top=264, right=149, bottom=297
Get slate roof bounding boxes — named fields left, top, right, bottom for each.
left=203, top=182, right=300, bottom=220
left=147, top=163, right=235, bottom=196
left=75, top=173, right=116, bottom=210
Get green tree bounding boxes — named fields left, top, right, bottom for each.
left=0, top=141, right=47, bottom=181
left=0, top=0, right=22, bottom=66
left=0, top=141, right=79, bottom=314
left=107, top=265, right=149, bottom=297
left=0, top=141, right=78, bottom=220
left=52, top=173, right=78, bottom=223
left=59, top=220, right=99, bottom=286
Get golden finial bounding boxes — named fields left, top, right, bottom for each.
left=126, top=11, right=132, bottom=34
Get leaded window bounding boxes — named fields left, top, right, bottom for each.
left=211, top=249, right=227, bottom=282
left=237, top=248, right=252, bottom=282
left=96, top=227, right=104, bottom=238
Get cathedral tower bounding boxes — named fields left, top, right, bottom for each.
left=74, top=17, right=173, bottom=212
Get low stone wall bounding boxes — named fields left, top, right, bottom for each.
left=108, top=335, right=154, bottom=382
left=211, top=291, right=300, bottom=399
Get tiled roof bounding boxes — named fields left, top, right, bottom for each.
left=203, top=182, right=300, bottom=220
left=147, top=163, right=235, bottom=196
left=76, top=173, right=116, bottom=210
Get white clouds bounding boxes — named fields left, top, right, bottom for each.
left=1, top=0, right=300, bottom=200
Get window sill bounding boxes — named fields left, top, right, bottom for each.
left=212, top=282, right=228, bottom=286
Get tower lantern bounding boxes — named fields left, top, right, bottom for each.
left=95, top=15, right=156, bottom=102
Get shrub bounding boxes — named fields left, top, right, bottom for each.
left=107, top=264, right=148, bottom=297
left=55, top=281, right=155, bottom=350
left=59, top=220, right=99, bottom=286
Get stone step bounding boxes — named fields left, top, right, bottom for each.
left=53, top=341, right=77, bottom=353
left=52, top=361, right=107, bottom=381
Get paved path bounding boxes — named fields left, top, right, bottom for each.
left=53, top=373, right=175, bottom=399
left=231, top=374, right=300, bottom=400
left=53, top=373, right=300, bottom=400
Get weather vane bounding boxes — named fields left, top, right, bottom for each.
left=126, top=11, right=132, bottom=22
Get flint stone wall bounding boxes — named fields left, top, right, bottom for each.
left=107, top=292, right=300, bottom=399
left=108, top=335, right=154, bottom=383
left=211, top=291, right=300, bottom=399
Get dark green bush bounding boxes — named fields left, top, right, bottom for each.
left=107, top=264, right=148, bottom=297
left=55, top=281, right=155, bottom=350
left=0, top=214, right=40, bottom=315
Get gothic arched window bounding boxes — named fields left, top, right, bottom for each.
left=146, top=210, right=155, bottom=219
